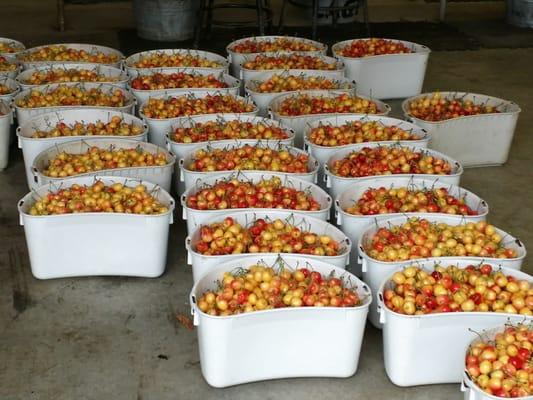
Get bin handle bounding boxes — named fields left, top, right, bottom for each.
left=185, top=237, right=192, bottom=265
left=31, top=166, right=41, bottom=186
left=18, top=200, right=25, bottom=226
left=335, top=199, right=341, bottom=225
left=190, top=294, right=200, bottom=326
left=179, top=159, right=185, bottom=182
left=181, top=195, right=188, bottom=220
left=378, top=292, right=386, bottom=324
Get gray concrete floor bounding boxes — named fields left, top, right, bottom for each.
left=1, top=2, right=533, bottom=400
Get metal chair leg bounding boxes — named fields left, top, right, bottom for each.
left=278, top=0, right=287, bottom=33
left=257, top=0, right=265, bottom=35
left=362, top=0, right=370, bottom=35
left=312, top=0, right=319, bottom=40
left=206, top=0, right=215, bottom=36
left=194, top=0, right=206, bottom=48
left=57, top=0, right=66, bottom=32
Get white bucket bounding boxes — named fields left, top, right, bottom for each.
left=17, top=109, right=148, bottom=190
left=245, top=70, right=357, bottom=117
left=128, top=68, right=240, bottom=106
left=360, top=214, right=526, bottom=328
left=186, top=210, right=352, bottom=283
left=190, top=254, right=371, bottom=387
left=0, top=37, right=25, bottom=57
left=181, top=171, right=332, bottom=234
left=269, top=90, right=392, bottom=147
left=16, top=63, right=129, bottom=90
left=377, top=260, right=532, bottom=386
left=13, top=82, right=136, bottom=126
left=332, top=39, right=430, bottom=100
left=139, top=92, right=258, bottom=148
left=402, top=92, right=521, bottom=167
left=18, top=175, right=175, bottom=279
left=324, top=142, right=463, bottom=201
left=240, top=54, right=345, bottom=87
left=0, top=101, right=13, bottom=170
left=336, top=176, right=488, bottom=274
left=31, top=138, right=175, bottom=192
left=226, top=36, right=327, bottom=76
left=18, top=43, right=124, bottom=70
left=124, top=49, right=228, bottom=76
left=0, top=76, right=20, bottom=104
left=179, top=141, right=319, bottom=195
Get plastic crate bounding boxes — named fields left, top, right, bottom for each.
left=332, top=39, right=430, bottom=99
left=377, top=260, right=532, bottom=386
left=402, top=92, right=521, bottom=167
left=18, top=175, right=175, bottom=279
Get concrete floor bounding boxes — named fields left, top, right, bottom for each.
left=1, top=2, right=533, bottom=399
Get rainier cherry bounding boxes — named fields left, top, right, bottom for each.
left=337, top=38, right=412, bottom=58
left=277, top=93, right=381, bottom=116
left=18, top=45, right=119, bottom=64
left=130, top=72, right=228, bottom=91
left=197, top=262, right=360, bottom=316
left=23, top=68, right=119, bottom=85
left=251, top=74, right=349, bottom=93
left=0, top=56, right=17, bottom=72
left=31, top=116, right=144, bottom=138
left=15, top=86, right=126, bottom=108
left=132, top=52, right=222, bottom=69
left=230, top=37, right=321, bottom=54
left=383, top=264, right=532, bottom=316
left=466, top=324, right=532, bottom=398
left=242, top=54, right=338, bottom=71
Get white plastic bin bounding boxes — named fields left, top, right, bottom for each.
left=139, top=92, right=258, bottom=148
left=245, top=70, right=357, bottom=117
left=0, top=60, right=20, bottom=79
left=18, top=175, right=175, bottom=279
left=0, top=101, right=13, bottom=170
left=240, top=55, right=345, bottom=87
left=332, top=39, right=430, bottom=99
left=227, top=35, right=327, bottom=76
left=124, top=49, right=228, bottom=76
left=179, top=141, right=319, bottom=194
left=16, top=63, right=129, bottom=90
left=13, top=82, right=136, bottom=126
left=324, top=142, right=463, bottom=201
left=128, top=68, right=240, bottom=106
left=18, top=43, right=124, bottom=70
left=402, top=92, right=521, bottom=167
left=269, top=90, right=391, bottom=147
left=336, top=176, right=488, bottom=274
left=359, top=215, right=526, bottom=328
left=31, top=138, right=175, bottom=192
left=507, top=0, right=533, bottom=28
left=377, top=260, right=532, bottom=386
left=181, top=171, right=332, bottom=234
left=186, top=210, right=352, bottom=283
left=303, top=115, right=431, bottom=167
left=0, top=37, right=25, bottom=57
left=17, top=109, right=148, bottom=190
left=190, top=254, right=371, bottom=387
left=0, top=76, right=20, bottom=104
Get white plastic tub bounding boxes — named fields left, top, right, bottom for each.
left=303, top=115, right=431, bottom=167
left=124, top=49, right=228, bottom=76
left=269, top=90, right=391, bottom=147
left=332, top=39, right=430, bottom=99
left=186, top=210, right=352, bottom=283
left=402, top=92, right=521, bottom=167
left=190, top=254, right=371, bottom=388
left=18, top=175, right=175, bottom=279
left=240, top=55, right=345, bottom=86
left=18, top=43, right=124, bottom=70
left=359, top=214, right=526, bottom=328
left=139, top=92, right=258, bottom=148
left=0, top=37, right=25, bottom=57
left=13, top=82, right=136, bottom=126
left=0, top=76, right=20, bottom=104
left=179, top=141, right=320, bottom=194
left=377, top=260, right=532, bottom=387
left=0, top=101, right=13, bottom=170
left=16, top=63, right=129, bottom=90
left=168, top=113, right=295, bottom=194
left=128, top=68, right=240, bottom=106
left=245, top=70, right=357, bottom=117
left=181, top=171, right=332, bottom=234
left=324, top=143, right=463, bottom=201
left=17, top=109, right=148, bottom=190
left=0, top=60, right=20, bottom=80
left=226, top=35, right=327, bottom=76
left=336, top=176, right=488, bottom=274
left=31, top=138, right=175, bottom=192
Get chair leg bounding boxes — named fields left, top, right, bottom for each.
left=257, top=0, right=265, bottom=35
left=362, top=0, right=370, bottom=35
left=312, top=0, right=319, bottom=40
left=194, top=0, right=206, bottom=49
left=278, top=0, right=287, bottom=33
left=206, top=0, right=215, bottom=36
left=264, top=0, right=273, bottom=32
left=439, top=0, right=446, bottom=21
